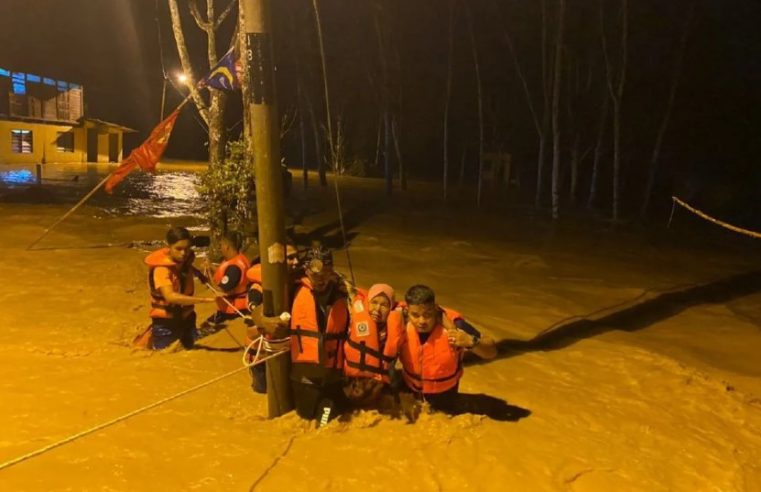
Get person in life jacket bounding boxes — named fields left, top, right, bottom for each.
left=342, top=283, right=399, bottom=407
left=199, top=231, right=251, bottom=333
left=255, top=245, right=350, bottom=424
left=145, top=227, right=217, bottom=350
left=243, top=241, right=301, bottom=394
left=389, top=284, right=497, bottom=414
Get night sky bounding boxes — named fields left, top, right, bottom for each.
left=2, top=0, right=761, bottom=217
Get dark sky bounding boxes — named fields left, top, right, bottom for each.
left=3, top=0, right=761, bottom=210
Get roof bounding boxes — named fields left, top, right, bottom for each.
left=80, top=118, right=137, bottom=133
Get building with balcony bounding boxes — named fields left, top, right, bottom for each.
left=0, top=67, right=135, bottom=165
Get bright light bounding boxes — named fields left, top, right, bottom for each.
left=177, top=73, right=188, bottom=84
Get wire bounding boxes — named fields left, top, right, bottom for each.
left=311, top=0, right=356, bottom=285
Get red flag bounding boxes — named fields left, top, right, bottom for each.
left=105, top=109, right=181, bottom=193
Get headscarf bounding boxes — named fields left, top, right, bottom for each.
left=368, top=283, right=395, bottom=307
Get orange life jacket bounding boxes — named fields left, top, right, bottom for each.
left=145, top=248, right=195, bottom=320
left=289, top=277, right=349, bottom=369
left=398, top=320, right=464, bottom=395
left=213, top=253, right=251, bottom=314
left=343, top=291, right=395, bottom=383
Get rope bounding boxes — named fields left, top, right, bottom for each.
left=242, top=335, right=291, bottom=368
left=311, top=0, right=356, bottom=285
left=672, top=196, right=761, bottom=240
left=0, top=349, right=287, bottom=473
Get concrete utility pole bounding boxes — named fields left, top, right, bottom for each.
left=239, top=0, right=293, bottom=418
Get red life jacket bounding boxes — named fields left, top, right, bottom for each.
left=343, top=291, right=394, bottom=383
left=398, top=320, right=464, bottom=395
left=289, top=277, right=349, bottom=369
left=145, top=248, right=195, bottom=320
left=213, top=253, right=251, bottom=314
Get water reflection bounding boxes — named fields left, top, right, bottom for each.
left=0, top=169, right=36, bottom=185
left=1, top=163, right=205, bottom=219
left=98, top=171, right=203, bottom=218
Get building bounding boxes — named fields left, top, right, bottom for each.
left=0, top=67, right=135, bottom=165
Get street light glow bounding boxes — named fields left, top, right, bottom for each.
left=177, top=73, right=188, bottom=84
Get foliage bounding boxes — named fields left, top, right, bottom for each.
left=196, top=139, right=256, bottom=255
left=343, top=157, right=372, bottom=177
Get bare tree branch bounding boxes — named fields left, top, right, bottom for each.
left=189, top=0, right=211, bottom=31
left=215, top=0, right=236, bottom=30
left=167, top=0, right=210, bottom=124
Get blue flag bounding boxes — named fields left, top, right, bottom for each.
left=200, top=49, right=241, bottom=91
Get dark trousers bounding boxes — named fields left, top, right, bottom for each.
left=291, top=378, right=347, bottom=423
left=249, top=363, right=267, bottom=394
left=404, top=383, right=460, bottom=414
left=151, top=312, right=197, bottom=350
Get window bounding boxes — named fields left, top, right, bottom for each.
left=56, top=132, right=75, bottom=152
left=12, top=72, right=26, bottom=95
left=11, top=130, right=33, bottom=154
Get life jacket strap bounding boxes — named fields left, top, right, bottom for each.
left=346, top=359, right=386, bottom=376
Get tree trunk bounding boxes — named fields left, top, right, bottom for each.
left=600, top=0, right=628, bottom=222
left=550, top=0, right=566, bottom=220
left=459, top=146, right=467, bottom=190
left=207, top=89, right=228, bottom=166
left=384, top=109, right=393, bottom=196
left=374, top=112, right=383, bottom=169
left=299, top=94, right=308, bottom=191
left=392, top=115, right=406, bottom=191
left=167, top=0, right=210, bottom=125
left=489, top=0, right=545, bottom=208
left=304, top=92, right=326, bottom=186
left=535, top=0, right=552, bottom=209
left=640, top=2, right=694, bottom=219
left=569, top=132, right=580, bottom=205
left=311, top=0, right=336, bottom=180
left=535, top=133, right=547, bottom=207
left=588, top=89, right=609, bottom=208
left=443, top=0, right=456, bottom=201
left=466, top=5, right=484, bottom=207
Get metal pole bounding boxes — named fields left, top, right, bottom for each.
left=240, top=0, right=293, bottom=418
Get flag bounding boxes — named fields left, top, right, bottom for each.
left=200, top=48, right=241, bottom=91
left=104, top=109, right=180, bottom=193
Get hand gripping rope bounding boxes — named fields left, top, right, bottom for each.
left=242, top=312, right=292, bottom=369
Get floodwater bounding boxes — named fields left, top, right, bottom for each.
left=0, top=162, right=204, bottom=218
left=1, top=162, right=761, bottom=491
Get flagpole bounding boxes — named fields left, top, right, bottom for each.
left=26, top=173, right=114, bottom=251
left=26, top=96, right=195, bottom=251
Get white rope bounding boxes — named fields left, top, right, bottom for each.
left=672, top=196, right=761, bottom=240
left=0, top=349, right=288, bottom=473
left=242, top=335, right=291, bottom=368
